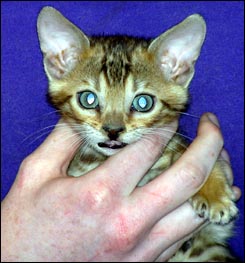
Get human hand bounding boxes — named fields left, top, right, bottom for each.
left=1, top=113, right=240, bottom=262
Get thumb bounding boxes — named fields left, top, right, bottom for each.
left=8, top=119, right=80, bottom=199
left=29, top=118, right=81, bottom=176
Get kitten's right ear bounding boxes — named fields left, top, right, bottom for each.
left=37, top=7, right=90, bottom=80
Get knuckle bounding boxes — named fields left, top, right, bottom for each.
left=20, top=155, right=36, bottom=170
left=16, top=155, right=40, bottom=190
left=105, top=212, right=138, bottom=253
left=177, top=161, right=207, bottom=189
left=81, top=178, right=115, bottom=212
left=140, top=136, right=162, bottom=161
left=19, top=154, right=39, bottom=176
left=83, top=188, right=109, bottom=211
left=17, top=154, right=53, bottom=190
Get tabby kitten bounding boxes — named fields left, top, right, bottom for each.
left=37, top=7, right=238, bottom=262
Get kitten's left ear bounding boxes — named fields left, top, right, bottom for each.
left=148, top=14, right=206, bottom=88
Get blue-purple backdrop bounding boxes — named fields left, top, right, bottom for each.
left=2, top=1, right=244, bottom=260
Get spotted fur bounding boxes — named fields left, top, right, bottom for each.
left=37, top=7, right=238, bottom=261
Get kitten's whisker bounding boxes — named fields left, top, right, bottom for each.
left=134, top=128, right=188, bottom=155
left=54, top=131, right=85, bottom=155
left=153, top=134, right=188, bottom=151
left=175, top=111, right=201, bottom=119
left=21, top=124, right=58, bottom=143
left=18, top=110, right=62, bottom=124
left=78, top=138, right=93, bottom=160
left=140, top=133, right=182, bottom=156
left=25, top=125, right=79, bottom=146
left=142, top=127, right=194, bottom=141
left=55, top=130, right=83, bottom=145
left=21, top=122, right=78, bottom=143
left=68, top=137, right=83, bottom=154
left=154, top=129, right=193, bottom=142
left=36, top=110, right=62, bottom=119
left=26, top=130, right=54, bottom=146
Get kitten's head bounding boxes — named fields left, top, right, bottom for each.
left=37, top=7, right=206, bottom=156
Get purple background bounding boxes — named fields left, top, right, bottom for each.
left=2, top=1, right=244, bottom=260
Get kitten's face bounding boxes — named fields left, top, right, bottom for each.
left=48, top=37, right=186, bottom=156
left=37, top=7, right=206, bottom=156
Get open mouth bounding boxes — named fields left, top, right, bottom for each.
left=98, top=140, right=127, bottom=150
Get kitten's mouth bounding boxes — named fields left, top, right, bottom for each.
left=98, top=140, right=127, bottom=149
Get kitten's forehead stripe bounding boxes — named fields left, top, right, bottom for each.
left=90, top=36, right=150, bottom=88
left=101, top=41, right=131, bottom=86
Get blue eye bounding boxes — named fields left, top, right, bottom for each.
left=132, top=94, right=154, bottom=112
left=78, top=91, right=99, bottom=109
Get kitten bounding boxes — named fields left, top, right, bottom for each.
left=37, top=7, right=238, bottom=261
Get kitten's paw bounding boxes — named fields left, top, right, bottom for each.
left=190, top=195, right=209, bottom=219
left=190, top=193, right=238, bottom=224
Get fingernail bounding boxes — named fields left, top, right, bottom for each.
left=207, top=113, right=220, bottom=127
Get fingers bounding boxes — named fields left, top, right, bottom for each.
left=220, top=148, right=231, bottom=164
left=154, top=230, right=202, bottom=262
left=28, top=118, right=81, bottom=177
left=127, top=202, right=205, bottom=262
left=218, top=149, right=241, bottom=201
left=90, top=120, right=178, bottom=195
left=154, top=242, right=183, bottom=262
left=219, top=148, right=233, bottom=185
left=232, top=186, right=242, bottom=201
left=131, top=113, right=225, bottom=223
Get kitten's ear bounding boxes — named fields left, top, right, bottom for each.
left=37, top=7, right=90, bottom=80
left=148, top=14, right=206, bottom=88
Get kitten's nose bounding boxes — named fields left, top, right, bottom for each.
left=102, top=125, right=125, bottom=140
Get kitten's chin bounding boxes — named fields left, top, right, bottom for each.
left=95, top=140, right=127, bottom=156
left=96, top=147, right=122, bottom=156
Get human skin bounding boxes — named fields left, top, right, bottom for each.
left=1, top=113, right=241, bottom=262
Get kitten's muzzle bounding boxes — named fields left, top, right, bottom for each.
left=102, top=125, right=125, bottom=141
left=98, top=140, right=127, bottom=149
